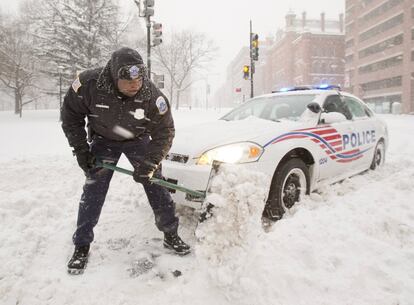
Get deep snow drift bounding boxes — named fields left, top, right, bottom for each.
left=0, top=109, right=413, bottom=305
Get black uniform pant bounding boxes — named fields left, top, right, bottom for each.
left=72, top=135, right=179, bottom=247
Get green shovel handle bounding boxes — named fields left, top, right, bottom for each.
left=96, top=161, right=206, bottom=199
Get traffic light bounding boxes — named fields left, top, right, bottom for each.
left=251, top=33, right=259, bottom=61
left=152, top=22, right=162, bottom=46
left=243, top=65, right=250, bottom=80
left=143, top=0, right=154, bottom=17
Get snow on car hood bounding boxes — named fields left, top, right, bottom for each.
left=170, top=116, right=303, bottom=157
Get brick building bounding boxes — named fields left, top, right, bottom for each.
left=345, top=0, right=414, bottom=113
left=263, top=11, right=346, bottom=93
left=214, top=12, right=345, bottom=107
left=216, top=11, right=346, bottom=108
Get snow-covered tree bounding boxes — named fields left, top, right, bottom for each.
left=27, top=0, right=127, bottom=85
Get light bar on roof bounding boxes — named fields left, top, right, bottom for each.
left=273, top=84, right=341, bottom=93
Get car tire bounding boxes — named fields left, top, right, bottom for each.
left=263, top=158, right=310, bottom=221
left=370, top=140, right=385, bottom=170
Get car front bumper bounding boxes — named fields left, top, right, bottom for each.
left=161, top=157, right=276, bottom=208
left=162, top=160, right=213, bottom=208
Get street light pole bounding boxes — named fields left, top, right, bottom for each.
left=146, top=16, right=151, bottom=78
left=205, top=78, right=210, bottom=110
left=58, top=65, right=64, bottom=121
left=59, top=73, right=62, bottom=109
left=250, top=20, right=254, bottom=99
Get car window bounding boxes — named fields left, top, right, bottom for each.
left=345, top=97, right=369, bottom=119
left=323, top=95, right=352, bottom=120
left=223, top=101, right=266, bottom=121
left=221, top=94, right=317, bottom=122
left=364, top=106, right=374, bottom=117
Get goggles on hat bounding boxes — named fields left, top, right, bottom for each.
left=117, top=64, right=146, bottom=80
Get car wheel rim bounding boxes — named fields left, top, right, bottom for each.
left=281, top=168, right=306, bottom=209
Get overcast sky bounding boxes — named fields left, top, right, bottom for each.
left=0, top=0, right=345, bottom=100
left=136, top=0, right=345, bottom=99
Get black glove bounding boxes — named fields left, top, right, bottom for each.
left=133, top=161, right=158, bottom=184
left=73, top=146, right=96, bottom=174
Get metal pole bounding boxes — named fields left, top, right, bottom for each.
left=206, top=79, right=209, bottom=110
left=146, top=16, right=151, bottom=79
left=250, top=20, right=254, bottom=98
left=59, top=72, right=62, bottom=121
left=59, top=73, right=62, bottom=109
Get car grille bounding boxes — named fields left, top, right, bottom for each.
left=165, top=153, right=189, bottom=164
left=165, top=178, right=178, bottom=193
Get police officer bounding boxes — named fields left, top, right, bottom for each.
left=61, top=47, right=190, bottom=274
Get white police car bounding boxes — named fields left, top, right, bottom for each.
left=162, top=85, right=388, bottom=220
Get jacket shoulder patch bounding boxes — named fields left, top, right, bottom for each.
left=155, top=96, right=168, bottom=115
left=72, top=77, right=82, bottom=93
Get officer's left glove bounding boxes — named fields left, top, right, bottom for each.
left=133, top=161, right=158, bottom=184
left=73, top=145, right=96, bottom=175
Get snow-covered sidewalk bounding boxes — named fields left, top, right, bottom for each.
left=0, top=110, right=413, bottom=305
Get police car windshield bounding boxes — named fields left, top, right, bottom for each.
left=221, top=94, right=317, bottom=122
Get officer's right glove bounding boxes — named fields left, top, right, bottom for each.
left=73, top=145, right=96, bottom=174
left=133, top=161, right=158, bottom=184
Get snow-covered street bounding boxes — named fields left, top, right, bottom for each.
left=1, top=110, right=413, bottom=305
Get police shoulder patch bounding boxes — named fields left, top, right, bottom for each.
left=72, top=77, right=82, bottom=93
left=155, top=96, right=168, bottom=115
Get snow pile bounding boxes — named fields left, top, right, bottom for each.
left=194, top=160, right=414, bottom=305
left=1, top=111, right=414, bottom=305
left=195, top=165, right=268, bottom=288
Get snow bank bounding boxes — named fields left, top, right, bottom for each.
left=0, top=110, right=413, bottom=305
left=195, top=165, right=268, bottom=288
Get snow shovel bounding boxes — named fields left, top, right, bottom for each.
left=95, top=160, right=207, bottom=199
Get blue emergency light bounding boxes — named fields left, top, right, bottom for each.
left=316, top=84, right=341, bottom=90
left=278, top=87, right=293, bottom=92
left=273, top=84, right=341, bottom=93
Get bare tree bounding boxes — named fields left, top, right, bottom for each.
left=153, top=30, right=217, bottom=109
left=0, top=13, right=38, bottom=116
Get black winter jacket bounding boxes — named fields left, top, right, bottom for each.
left=61, top=66, right=175, bottom=166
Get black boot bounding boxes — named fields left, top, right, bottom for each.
left=163, top=232, right=191, bottom=256
left=67, top=245, right=90, bottom=275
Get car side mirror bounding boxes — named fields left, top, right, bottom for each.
left=307, top=102, right=321, bottom=114
left=320, top=112, right=347, bottom=124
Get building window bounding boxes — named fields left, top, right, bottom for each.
left=364, top=94, right=401, bottom=114
left=411, top=50, right=414, bottom=61
left=361, top=0, right=375, bottom=6
left=359, top=0, right=403, bottom=25
left=358, top=55, right=403, bottom=74
left=361, top=76, right=402, bottom=92
left=346, top=39, right=354, bottom=48
left=359, top=13, right=404, bottom=42
left=345, top=54, right=354, bottom=63
left=346, top=5, right=355, bottom=16
left=346, top=22, right=355, bottom=34
left=359, top=34, right=403, bottom=58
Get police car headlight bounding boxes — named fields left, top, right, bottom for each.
left=196, top=142, right=263, bottom=165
